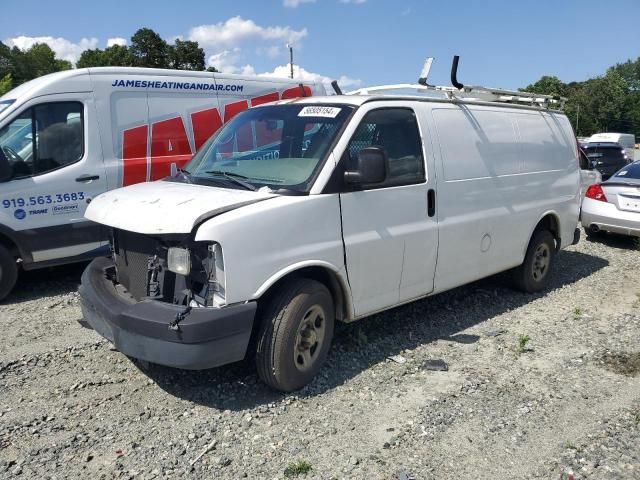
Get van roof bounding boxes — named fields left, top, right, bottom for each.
left=277, top=94, right=565, bottom=113
left=0, top=66, right=322, bottom=104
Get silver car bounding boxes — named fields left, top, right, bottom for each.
left=581, top=161, right=640, bottom=238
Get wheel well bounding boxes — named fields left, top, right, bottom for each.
left=257, top=267, right=350, bottom=323
left=0, top=232, right=19, bottom=258
left=534, top=214, right=560, bottom=250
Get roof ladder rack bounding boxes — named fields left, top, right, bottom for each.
left=346, top=55, right=567, bottom=110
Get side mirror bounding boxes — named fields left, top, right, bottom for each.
left=344, top=147, right=387, bottom=185
left=0, top=148, right=12, bottom=183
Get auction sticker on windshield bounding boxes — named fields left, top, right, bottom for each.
left=298, top=106, right=341, bottom=118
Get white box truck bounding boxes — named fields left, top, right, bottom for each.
left=0, top=67, right=324, bottom=299
left=78, top=58, right=581, bottom=391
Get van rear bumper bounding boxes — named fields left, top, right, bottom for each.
left=78, top=257, right=256, bottom=370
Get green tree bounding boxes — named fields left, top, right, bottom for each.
left=130, top=28, right=169, bottom=68
left=103, top=44, right=134, bottom=66
left=522, top=75, right=567, bottom=97
left=25, top=43, right=68, bottom=77
left=0, top=42, right=11, bottom=79
left=77, top=45, right=134, bottom=68
left=76, top=48, right=107, bottom=68
left=169, top=39, right=205, bottom=70
left=0, top=73, right=12, bottom=96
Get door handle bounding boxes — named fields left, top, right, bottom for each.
left=427, top=189, right=436, bottom=217
left=76, top=174, right=100, bottom=182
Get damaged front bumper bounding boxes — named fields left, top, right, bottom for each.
left=78, top=257, right=256, bottom=370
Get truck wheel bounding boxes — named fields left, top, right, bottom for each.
left=256, top=278, right=334, bottom=392
left=0, top=244, right=18, bottom=302
left=512, top=230, right=555, bottom=293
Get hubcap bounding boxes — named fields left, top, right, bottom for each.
left=293, top=305, right=326, bottom=373
left=532, top=243, right=550, bottom=282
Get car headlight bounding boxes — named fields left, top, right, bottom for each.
left=167, top=247, right=191, bottom=275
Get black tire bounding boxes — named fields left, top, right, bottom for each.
left=0, top=244, right=18, bottom=302
left=512, top=230, right=555, bottom=293
left=584, top=227, right=603, bottom=239
left=256, top=278, right=334, bottom=392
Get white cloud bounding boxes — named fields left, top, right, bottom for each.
left=252, top=63, right=361, bottom=92
left=5, top=35, right=98, bottom=63
left=106, top=37, right=127, bottom=48
left=206, top=48, right=243, bottom=73
left=188, top=17, right=307, bottom=50
left=283, top=0, right=316, bottom=7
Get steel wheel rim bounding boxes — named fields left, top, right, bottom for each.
left=293, top=305, right=326, bottom=373
left=532, top=243, right=550, bottom=282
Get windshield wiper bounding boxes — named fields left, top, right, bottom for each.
left=204, top=170, right=257, bottom=191
left=174, top=167, right=192, bottom=184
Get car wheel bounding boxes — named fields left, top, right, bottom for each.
left=584, top=226, right=604, bottom=239
left=0, top=244, right=18, bottom=302
left=256, top=278, right=334, bottom=392
left=512, top=230, right=555, bottom=293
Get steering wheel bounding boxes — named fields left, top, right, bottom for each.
left=1, top=145, right=23, bottom=163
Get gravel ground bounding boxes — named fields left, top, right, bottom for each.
left=1, top=234, right=639, bottom=479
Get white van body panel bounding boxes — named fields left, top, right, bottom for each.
left=193, top=195, right=346, bottom=308
left=588, top=132, right=636, bottom=157
left=0, top=67, right=323, bottom=271
left=425, top=104, right=579, bottom=293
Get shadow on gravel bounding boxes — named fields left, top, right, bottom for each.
left=141, top=249, right=609, bottom=411
left=1, top=262, right=88, bottom=305
left=585, top=232, right=640, bottom=251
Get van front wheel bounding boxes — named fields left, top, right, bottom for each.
left=512, top=230, right=555, bottom=293
left=0, top=244, right=18, bottom=302
left=256, top=278, right=334, bottom=392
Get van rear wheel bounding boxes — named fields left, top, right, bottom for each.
left=0, top=244, right=18, bottom=302
left=512, top=230, right=555, bottom=293
left=256, top=278, right=334, bottom=392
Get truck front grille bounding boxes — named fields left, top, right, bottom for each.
left=112, top=230, right=164, bottom=301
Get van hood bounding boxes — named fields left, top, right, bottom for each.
left=85, top=181, right=277, bottom=235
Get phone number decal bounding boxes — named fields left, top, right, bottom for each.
left=2, top=192, right=85, bottom=209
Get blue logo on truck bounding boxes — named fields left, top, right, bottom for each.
left=14, top=209, right=26, bottom=220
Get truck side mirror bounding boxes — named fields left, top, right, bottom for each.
left=344, top=147, right=387, bottom=185
left=0, top=148, right=13, bottom=183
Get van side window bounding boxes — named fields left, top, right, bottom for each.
left=346, top=108, right=425, bottom=188
left=0, top=102, right=84, bottom=179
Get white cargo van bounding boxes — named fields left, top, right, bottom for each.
left=588, top=132, right=636, bottom=158
left=0, top=67, right=323, bottom=299
left=79, top=62, right=581, bottom=391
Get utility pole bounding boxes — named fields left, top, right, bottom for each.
left=286, top=44, right=294, bottom=79
left=576, top=104, right=580, bottom=136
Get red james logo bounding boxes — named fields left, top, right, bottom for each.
left=121, top=85, right=312, bottom=186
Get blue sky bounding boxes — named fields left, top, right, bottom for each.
left=2, top=0, right=639, bottom=90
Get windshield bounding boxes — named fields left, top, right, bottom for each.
left=186, top=104, right=353, bottom=192
left=583, top=145, right=626, bottom=165
left=0, top=100, right=15, bottom=115
left=612, top=162, right=640, bottom=180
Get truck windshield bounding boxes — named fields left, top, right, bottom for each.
left=186, top=104, right=353, bottom=192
